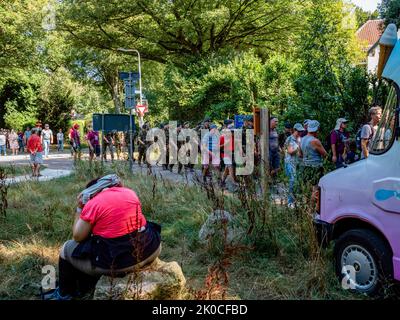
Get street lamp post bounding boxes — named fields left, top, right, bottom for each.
left=117, top=48, right=144, bottom=171
left=117, top=48, right=144, bottom=126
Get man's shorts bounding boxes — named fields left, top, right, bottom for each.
left=30, top=152, right=43, bottom=165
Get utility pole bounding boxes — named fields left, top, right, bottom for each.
left=118, top=48, right=144, bottom=172
left=260, top=108, right=270, bottom=193
left=117, top=48, right=144, bottom=127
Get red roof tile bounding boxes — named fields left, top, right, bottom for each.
left=356, top=19, right=384, bottom=51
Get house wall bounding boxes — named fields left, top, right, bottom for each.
left=367, top=45, right=380, bottom=74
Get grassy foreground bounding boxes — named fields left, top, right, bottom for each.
left=0, top=161, right=361, bottom=300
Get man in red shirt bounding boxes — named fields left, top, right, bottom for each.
left=27, top=128, right=44, bottom=177
left=43, top=177, right=162, bottom=300
left=220, top=123, right=237, bottom=188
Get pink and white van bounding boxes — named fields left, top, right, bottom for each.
left=314, top=24, right=400, bottom=296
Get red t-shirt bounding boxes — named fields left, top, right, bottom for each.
left=80, top=187, right=147, bottom=239
left=70, top=128, right=80, bottom=145
left=220, top=132, right=234, bottom=159
left=27, top=134, right=43, bottom=153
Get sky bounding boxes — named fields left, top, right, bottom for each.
left=350, top=0, right=382, bottom=12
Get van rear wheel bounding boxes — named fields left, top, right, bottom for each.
left=334, top=229, right=393, bottom=297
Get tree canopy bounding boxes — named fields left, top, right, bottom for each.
left=380, top=0, right=400, bottom=28
left=0, top=0, right=386, bottom=135
left=59, top=0, right=305, bottom=66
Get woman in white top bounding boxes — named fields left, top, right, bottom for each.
left=8, top=129, right=19, bottom=155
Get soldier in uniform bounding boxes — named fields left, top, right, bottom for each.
left=113, top=131, right=122, bottom=160
left=123, top=129, right=137, bottom=162
left=103, top=131, right=114, bottom=162
left=169, top=123, right=184, bottom=173
left=137, top=124, right=150, bottom=167
left=162, top=123, right=170, bottom=170
left=183, top=122, right=196, bottom=172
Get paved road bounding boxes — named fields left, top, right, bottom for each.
left=0, top=151, right=74, bottom=171
left=0, top=150, right=286, bottom=201
left=0, top=150, right=203, bottom=185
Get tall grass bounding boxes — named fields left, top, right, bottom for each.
left=0, top=161, right=365, bottom=300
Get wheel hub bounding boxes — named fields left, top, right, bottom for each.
left=341, top=245, right=378, bottom=291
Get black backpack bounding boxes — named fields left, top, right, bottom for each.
left=355, top=124, right=374, bottom=151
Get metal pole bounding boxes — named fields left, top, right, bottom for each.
left=117, top=48, right=144, bottom=127
left=129, top=108, right=133, bottom=172
left=135, top=50, right=144, bottom=128
left=101, top=112, right=104, bottom=167
left=129, top=73, right=134, bottom=172
left=260, top=108, right=270, bottom=191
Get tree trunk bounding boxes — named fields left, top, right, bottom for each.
left=112, top=78, right=121, bottom=114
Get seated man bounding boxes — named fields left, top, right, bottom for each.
left=43, top=176, right=162, bottom=300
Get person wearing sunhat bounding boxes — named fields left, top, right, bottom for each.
left=298, top=120, right=327, bottom=195
left=279, top=122, right=293, bottom=149
left=301, top=119, right=310, bottom=138
left=284, top=123, right=304, bottom=207
left=330, top=118, right=350, bottom=168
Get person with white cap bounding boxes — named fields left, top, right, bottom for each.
left=300, top=119, right=310, bottom=138
left=284, top=123, right=305, bottom=207
left=298, top=120, right=327, bottom=196
left=360, top=106, right=382, bottom=159
left=330, top=118, right=350, bottom=168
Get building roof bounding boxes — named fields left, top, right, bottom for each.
left=356, top=19, right=384, bottom=52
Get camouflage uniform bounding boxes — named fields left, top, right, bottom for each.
left=113, top=132, right=122, bottom=160
left=103, top=132, right=114, bottom=161
left=169, top=127, right=184, bottom=173
left=138, top=127, right=150, bottom=166
left=162, top=126, right=170, bottom=170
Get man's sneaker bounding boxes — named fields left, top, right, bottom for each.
left=288, top=203, right=296, bottom=210
left=41, top=287, right=72, bottom=301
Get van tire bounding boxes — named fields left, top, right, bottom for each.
left=334, top=229, right=393, bottom=297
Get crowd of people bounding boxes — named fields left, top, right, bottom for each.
left=280, top=105, right=387, bottom=208
left=0, top=127, right=34, bottom=156
left=124, top=105, right=390, bottom=207
left=0, top=123, right=58, bottom=157
left=0, top=105, right=392, bottom=197
left=0, top=122, right=65, bottom=176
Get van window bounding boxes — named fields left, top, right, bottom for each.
left=370, top=85, right=397, bottom=154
